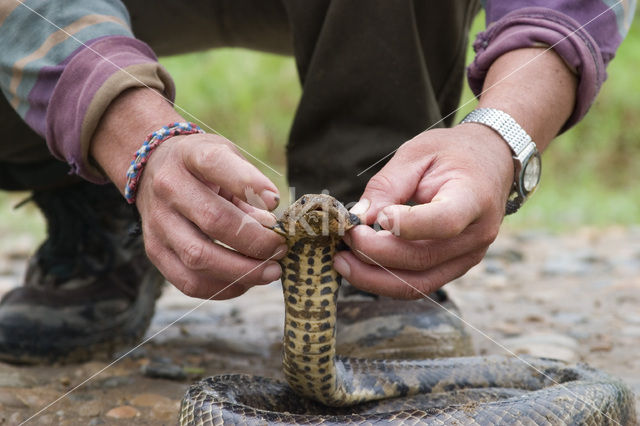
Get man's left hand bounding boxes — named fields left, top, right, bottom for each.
left=333, top=124, right=514, bottom=299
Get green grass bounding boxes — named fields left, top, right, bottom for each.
left=2, top=10, right=639, bottom=238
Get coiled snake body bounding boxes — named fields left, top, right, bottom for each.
left=180, top=194, right=635, bottom=425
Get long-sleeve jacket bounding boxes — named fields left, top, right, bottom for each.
left=0, top=0, right=635, bottom=182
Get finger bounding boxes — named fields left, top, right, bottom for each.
left=345, top=224, right=487, bottom=271
left=377, top=182, right=482, bottom=240
left=147, top=239, right=252, bottom=300
left=173, top=179, right=287, bottom=260
left=333, top=249, right=485, bottom=300
left=143, top=230, right=251, bottom=300
left=182, top=137, right=280, bottom=210
left=158, top=211, right=283, bottom=285
left=233, top=195, right=278, bottom=229
left=350, top=144, right=428, bottom=224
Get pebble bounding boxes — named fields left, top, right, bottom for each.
left=77, top=400, right=102, bottom=417
left=106, top=405, right=139, bottom=419
left=141, top=361, right=187, bottom=381
left=9, top=412, right=23, bottom=425
left=590, top=341, right=613, bottom=352
left=36, top=414, right=54, bottom=424
left=130, top=393, right=174, bottom=408
left=503, top=333, right=579, bottom=363
left=0, top=388, right=27, bottom=408
left=485, top=246, right=524, bottom=263
left=494, top=321, right=522, bottom=337
left=0, top=365, right=36, bottom=387
left=553, top=312, right=588, bottom=325
left=151, top=401, right=180, bottom=421
left=98, top=376, right=134, bottom=388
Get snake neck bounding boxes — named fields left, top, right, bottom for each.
left=280, top=237, right=353, bottom=406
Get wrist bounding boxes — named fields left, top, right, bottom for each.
left=90, top=87, right=184, bottom=191
left=477, top=47, right=577, bottom=151
left=458, top=122, right=514, bottom=198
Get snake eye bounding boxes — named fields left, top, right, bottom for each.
left=300, top=197, right=306, bottom=205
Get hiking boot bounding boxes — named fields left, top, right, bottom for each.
left=336, top=285, right=474, bottom=359
left=0, top=181, right=164, bottom=364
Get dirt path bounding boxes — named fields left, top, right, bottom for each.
left=0, top=227, right=638, bottom=425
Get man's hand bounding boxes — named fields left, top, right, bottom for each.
left=91, top=88, right=285, bottom=300
left=334, top=47, right=578, bottom=299
left=135, top=133, right=286, bottom=300
left=333, top=125, right=512, bottom=299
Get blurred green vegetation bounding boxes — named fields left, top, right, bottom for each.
left=1, top=11, right=638, bottom=239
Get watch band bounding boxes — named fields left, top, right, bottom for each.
left=460, top=108, right=541, bottom=215
left=460, top=108, right=532, bottom=156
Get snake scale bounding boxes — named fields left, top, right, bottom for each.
left=180, top=194, right=636, bottom=425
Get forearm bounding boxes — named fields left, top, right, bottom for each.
left=471, top=2, right=634, bottom=130
left=476, top=47, right=577, bottom=152
left=90, top=87, right=183, bottom=191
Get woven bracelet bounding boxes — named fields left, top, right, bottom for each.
left=124, top=121, right=204, bottom=204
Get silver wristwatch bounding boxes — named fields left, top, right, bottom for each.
left=460, top=108, right=541, bottom=215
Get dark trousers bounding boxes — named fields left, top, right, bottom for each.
left=0, top=0, right=479, bottom=201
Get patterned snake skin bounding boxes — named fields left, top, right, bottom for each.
left=180, top=194, right=636, bottom=425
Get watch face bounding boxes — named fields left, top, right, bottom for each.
left=523, top=153, right=541, bottom=193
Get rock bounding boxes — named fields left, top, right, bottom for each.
left=494, top=321, right=522, bottom=337
left=590, top=341, right=613, bottom=352
left=141, top=361, right=187, bottom=381
left=130, top=393, right=174, bottom=408
left=96, top=376, right=134, bottom=389
left=483, top=259, right=505, bottom=275
left=485, top=246, right=524, bottom=263
left=552, top=312, right=588, bottom=325
left=9, top=412, right=23, bottom=425
left=77, top=400, right=102, bottom=417
left=0, top=388, right=27, bottom=408
left=0, top=364, right=36, bottom=387
left=524, top=314, right=544, bottom=323
left=88, top=418, right=105, bottom=425
left=151, top=401, right=181, bottom=421
left=503, top=333, right=579, bottom=363
left=37, top=414, right=54, bottom=424
left=106, top=405, right=139, bottom=419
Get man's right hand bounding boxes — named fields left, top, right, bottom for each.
left=90, top=88, right=285, bottom=300
left=135, top=132, right=286, bottom=299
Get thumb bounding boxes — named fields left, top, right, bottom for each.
left=351, top=154, right=423, bottom=225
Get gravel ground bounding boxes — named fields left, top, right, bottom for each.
left=0, top=226, right=638, bottom=425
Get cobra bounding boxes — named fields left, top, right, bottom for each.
left=180, top=194, right=635, bottom=425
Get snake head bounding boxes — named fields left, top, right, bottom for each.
left=275, top=194, right=359, bottom=240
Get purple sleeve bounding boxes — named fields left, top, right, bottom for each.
left=45, top=36, right=175, bottom=182
left=0, top=1, right=175, bottom=183
left=468, top=2, right=635, bottom=131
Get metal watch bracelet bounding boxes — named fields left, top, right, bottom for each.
left=460, top=108, right=541, bottom=215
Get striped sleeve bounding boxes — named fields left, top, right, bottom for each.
left=0, top=0, right=175, bottom=182
left=468, top=0, right=636, bottom=131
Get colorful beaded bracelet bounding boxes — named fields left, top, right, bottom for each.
left=124, top=122, right=204, bottom=204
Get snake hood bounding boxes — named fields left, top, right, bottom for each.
left=274, top=194, right=360, bottom=241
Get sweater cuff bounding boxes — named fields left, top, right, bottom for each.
left=467, top=7, right=605, bottom=132
left=46, top=36, right=176, bottom=183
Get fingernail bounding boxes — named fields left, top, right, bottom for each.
left=260, top=189, right=280, bottom=210
left=262, top=262, right=282, bottom=282
left=272, top=244, right=288, bottom=259
left=333, top=255, right=351, bottom=278
left=349, top=199, right=370, bottom=217
left=376, top=211, right=390, bottom=229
